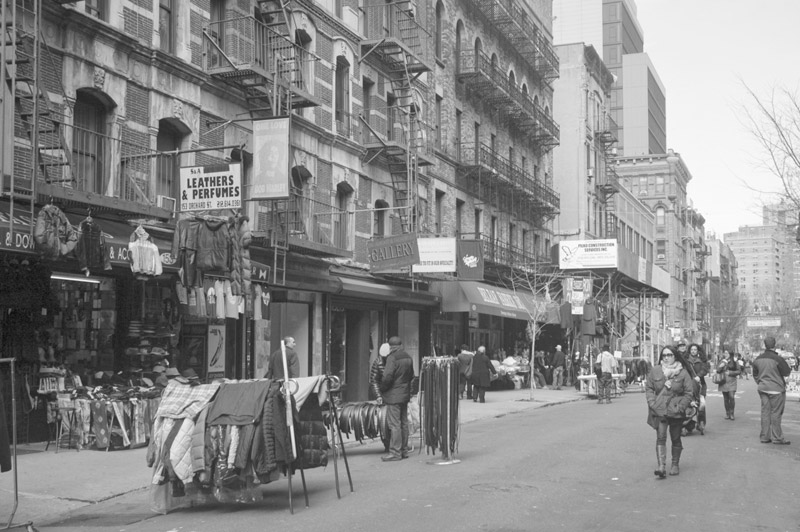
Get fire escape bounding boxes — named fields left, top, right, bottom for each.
left=595, top=115, right=619, bottom=239
left=204, top=0, right=325, bottom=284
left=2, top=0, right=76, bottom=243
left=463, top=0, right=559, bottom=85
left=359, top=0, right=434, bottom=234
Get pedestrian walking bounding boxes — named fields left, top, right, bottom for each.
left=456, top=344, right=475, bottom=399
left=469, top=346, right=497, bottom=403
left=595, top=345, right=618, bottom=404
left=752, top=336, right=792, bottom=445
left=370, top=342, right=392, bottom=452
left=379, top=336, right=416, bottom=462
left=264, top=336, right=300, bottom=380
left=682, top=343, right=708, bottom=435
left=716, top=349, right=741, bottom=420
left=645, top=346, right=695, bottom=478
left=552, top=345, right=566, bottom=390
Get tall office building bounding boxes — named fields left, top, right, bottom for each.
left=552, top=0, right=666, bottom=156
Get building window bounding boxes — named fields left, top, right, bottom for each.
left=335, top=56, right=350, bottom=129
left=335, top=182, right=353, bottom=248
left=85, top=0, right=107, bottom=21
left=435, top=95, right=443, bottom=149
left=656, top=206, right=665, bottom=225
left=363, top=77, right=373, bottom=130
left=435, top=189, right=445, bottom=234
left=373, top=200, right=389, bottom=237
left=455, top=109, right=462, bottom=161
left=156, top=118, right=186, bottom=200
left=159, top=0, right=173, bottom=53
left=435, top=1, right=444, bottom=59
left=455, top=199, right=464, bottom=237
left=474, top=208, right=482, bottom=239
left=73, top=90, right=109, bottom=195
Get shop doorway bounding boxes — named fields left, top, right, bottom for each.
left=270, top=301, right=311, bottom=377
left=331, top=307, right=382, bottom=403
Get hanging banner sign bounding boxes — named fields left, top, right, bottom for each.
left=456, top=239, right=484, bottom=280
left=367, top=233, right=420, bottom=273
left=559, top=239, right=618, bottom=269
left=179, top=163, right=242, bottom=212
left=251, top=117, right=291, bottom=200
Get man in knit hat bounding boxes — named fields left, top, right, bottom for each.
left=379, top=336, right=415, bottom=462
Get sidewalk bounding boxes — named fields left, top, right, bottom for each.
left=0, top=385, right=587, bottom=527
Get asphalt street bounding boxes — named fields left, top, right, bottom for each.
left=28, top=379, right=800, bottom=531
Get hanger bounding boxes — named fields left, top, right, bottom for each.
left=86, top=208, right=93, bottom=223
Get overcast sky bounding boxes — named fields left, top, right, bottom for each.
left=632, top=0, right=799, bottom=239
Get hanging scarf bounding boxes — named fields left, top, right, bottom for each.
left=661, top=360, right=682, bottom=380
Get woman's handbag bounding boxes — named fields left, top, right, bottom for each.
left=712, top=371, right=724, bottom=384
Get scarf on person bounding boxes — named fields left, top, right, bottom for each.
left=661, top=360, right=682, bottom=380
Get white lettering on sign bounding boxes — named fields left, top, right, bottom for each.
left=1, top=230, right=35, bottom=251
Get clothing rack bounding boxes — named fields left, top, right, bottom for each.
left=322, top=376, right=353, bottom=498
left=1, top=357, right=38, bottom=532
left=419, top=357, right=460, bottom=465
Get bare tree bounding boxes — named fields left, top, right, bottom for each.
left=712, top=285, right=749, bottom=353
left=503, top=261, right=565, bottom=401
left=742, top=84, right=800, bottom=209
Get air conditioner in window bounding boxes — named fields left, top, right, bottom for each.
left=157, top=195, right=177, bottom=215
left=587, top=167, right=594, bottom=178
left=657, top=253, right=665, bottom=260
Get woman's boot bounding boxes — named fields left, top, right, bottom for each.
left=669, top=447, right=682, bottom=476
left=654, top=445, right=667, bottom=479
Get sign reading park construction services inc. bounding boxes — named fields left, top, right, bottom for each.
left=412, top=237, right=457, bottom=273
left=559, top=239, right=618, bottom=269
left=179, top=163, right=242, bottom=212
left=367, top=233, right=420, bottom=273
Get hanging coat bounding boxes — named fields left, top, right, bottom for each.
left=75, top=218, right=112, bottom=273
left=33, top=204, right=78, bottom=259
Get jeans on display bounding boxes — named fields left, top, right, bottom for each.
left=758, top=391, right=786, bottom=442
left=385, top=401, right=409, bottom=458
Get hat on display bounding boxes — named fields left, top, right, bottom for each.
left=141, top=377, right=154, bottom=387
left=181, top=368, right=199, bottom=380
left=155, top=375, right=169, bottom=388
left=152, top=365, right=166, bottom=373
left=379, top=343, right=391, bottom=357
left=165, top=367, right=181, bottom=377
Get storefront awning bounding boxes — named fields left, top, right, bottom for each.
left=432, top=281, right=547, bottom=321
left=337, top=276, right=441, bottom=307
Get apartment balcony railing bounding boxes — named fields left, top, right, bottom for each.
left=362, top=111, right=436, bottom=166
left=458, top=50, right=559, bottom=147
left=335, top=112, right=363, bottom=144
left=475, top=232, right=551, bottom=270
left=254, top=192, right=351, bottom=258
left=24, top=123, right=181, bottom=219
left=204, top=16, right=319, bottom=108
left=460, top=143, right=560, bottom=210
left=361, top=2, right=433, bottom=75
left=463, top=0, right=558, bottom=81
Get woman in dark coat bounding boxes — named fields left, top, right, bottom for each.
left=645, top=346, right=695, bottom=478
left=470, top=346, right=497, bottom=403
left=716, top=349, right=741, bottom=420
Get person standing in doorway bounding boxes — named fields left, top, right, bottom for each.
left=551, top=345, right=566, bottom=390
left=752, top=336, right=792, bottom=445
left=380, top=336, right=415, bottom=462
left=265, top=336, right=300, bottom=380
left=595, top=345, right=618, bottom=404
left=469, top=346, right=497, bottom=403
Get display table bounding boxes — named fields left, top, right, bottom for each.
left=577, top=374, right=626, bottom=397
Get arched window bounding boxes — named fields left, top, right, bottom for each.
left=334, top=181, right=353, bottom=249
left=374, top=199, right=389, bottom=237
left=508, top=70, right=516, bottom=89
left=491, top=53, right=498, bottom=73
left=156, top=118, right=189, bottom=200
left=334, top=55, right=350, bottom=125
left=656, top=206, right=666, bottom=226
left=435, top=1, right=444, bottom=59
left=73, top=89, right=113, bottom=195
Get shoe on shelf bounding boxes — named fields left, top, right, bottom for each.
left=772, top=440, right=791, bottom=445
left=381, top=454, right=403, bottom=462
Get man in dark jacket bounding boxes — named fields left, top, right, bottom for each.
left=380, top=336, right=415, bottom=462
left=551, top=345, right=566, bottom=390
left=265, top=336, right=300, bottom=380
left=752, top=336, right=792, bottom=445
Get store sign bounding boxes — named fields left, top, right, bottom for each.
left=106, top=242, right=175, bottom=267
left=179, top=163, right=242, bottom=212
left=746, top=316, right=781, bottom=328
left=0, top=227, right=35, bottom=252
left=456, top=239, right=484, bottom=280
left=412, top=237, right=456, bottom=273
left=251, top=117, right=290, bottom=200
left=559, top=239, right=618, bottom=269
left=367, top=233, right=420, bottom=273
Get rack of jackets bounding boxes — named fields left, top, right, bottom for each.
left=147, top=375, right=338, bottom=514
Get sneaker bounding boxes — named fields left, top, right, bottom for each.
left=381, top=454, right=402, bottom=462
